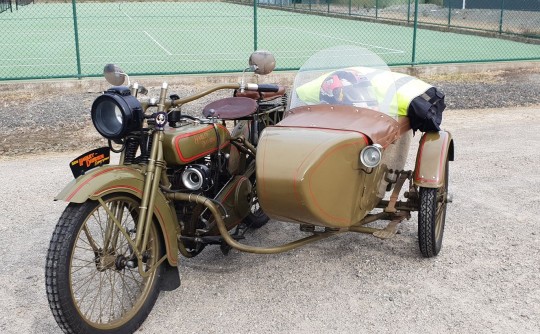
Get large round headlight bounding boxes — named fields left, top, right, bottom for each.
left=360, top=144, right=383, bottom=168
left=91, top=86, right=143, bottom=140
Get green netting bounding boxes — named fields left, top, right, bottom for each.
left=16, top=0, right=33, bottom=7
left=1, top=0, right=539, bottom=80
left=0, top=0, right=12, bottom=13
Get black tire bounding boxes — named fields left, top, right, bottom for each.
left=243, top=179, right=269, bottom=229
left=418, top=159, right=449, bottom=258
left=244, top=206, right=270, bottom=229
left=45, top=194, right=163, bottom=334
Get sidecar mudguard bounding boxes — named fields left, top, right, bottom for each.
left=55, top=165, right=179, bottom=266
left=414, top=131, right=454, bottom=189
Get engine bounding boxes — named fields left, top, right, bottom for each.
left=179, top=164, right=211, bottom=191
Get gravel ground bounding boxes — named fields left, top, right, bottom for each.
left=1, top=66, right=539, bottom=156
left=0, top=105, right=539, bottom=333
left=0, top=66, right=539, bottom=333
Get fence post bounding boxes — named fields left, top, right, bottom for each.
left=253, top=0, right=258, bottom=51
left=447, top=0, right=452, bottom=27
left=376, top=0, right=379, bottom=19
left=327, top=0, right=330, bottom=13
left=348, top=0, right=351, bottom=15
left=71, top=0, right=82, bottom=79
left=499, top=0, right=505, bottom=34
left=407, top=0, right=411, bottom=23
left=412, top=0, right=419, bottom=65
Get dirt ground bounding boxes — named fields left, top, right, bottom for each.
left=0, top=103, right=539, bottom=333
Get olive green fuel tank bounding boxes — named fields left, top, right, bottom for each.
left=162, top=123, right=231, bottom=166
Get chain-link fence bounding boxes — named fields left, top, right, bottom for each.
left=0, top=0, right=12, bottom=13
left=1, top=0, right=539, bottom=81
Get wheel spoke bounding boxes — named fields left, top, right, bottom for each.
left=47, top=195, right=162, bottom=332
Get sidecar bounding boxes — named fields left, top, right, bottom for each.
left=256, top=46, right=454, bottom=257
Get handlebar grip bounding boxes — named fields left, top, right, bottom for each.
left=256, top=84, right=280, bottom=93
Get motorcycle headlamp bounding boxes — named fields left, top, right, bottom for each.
left=91, top=86, right=143, bottom=140
left=360, top=144, right=383, bottom=168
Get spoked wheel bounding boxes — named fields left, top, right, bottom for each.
left=418, top=159, right=449, bottom=258
left=46, top=194, right=163, bottom=334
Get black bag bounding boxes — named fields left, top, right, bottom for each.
left=407, top=87, right=446, bottom=133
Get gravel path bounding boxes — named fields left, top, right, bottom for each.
left=1, top=66, right=539, bottom=157
left=0, top=66, right=539, bottom=333
left=0, top=105, right=539, bottom=333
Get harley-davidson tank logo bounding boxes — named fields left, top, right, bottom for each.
left=70, top=147, right=111, bottom=178
left=192, top=130, right=217, bottom=147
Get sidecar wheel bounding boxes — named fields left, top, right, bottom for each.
left=45, top=194, right=163, bottom=334
left=418, top=160, right=449, bottom=258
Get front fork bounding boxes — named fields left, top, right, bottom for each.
left=100, top=84, right=171, bottom=276
left=135, top=130, right=165, bottom=253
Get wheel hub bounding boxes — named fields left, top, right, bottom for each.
left=96, top=253, right=117, bottom=271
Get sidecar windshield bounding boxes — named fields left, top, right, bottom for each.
left=288, top=46, right=398, bottom=119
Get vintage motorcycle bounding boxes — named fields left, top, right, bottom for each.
left=46, top=46, right=453, bottom=334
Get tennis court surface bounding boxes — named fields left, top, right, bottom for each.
left=1, top=1, right=539, bottom=80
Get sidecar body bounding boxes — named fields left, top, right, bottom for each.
left=255, top=46, right=453, bottom=259
left=256, top=104, right=413, bottom=228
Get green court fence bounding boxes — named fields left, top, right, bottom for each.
left=1, top=0, right=539, bottom=81
left=15, top=0, right=34, bottom=9
left=0, top=0, right=12, bottom=14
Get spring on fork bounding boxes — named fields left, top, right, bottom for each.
left=123, top=138, right=139, bottom=164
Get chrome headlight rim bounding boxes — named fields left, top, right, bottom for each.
left=360, top=144, right=383, bottom=168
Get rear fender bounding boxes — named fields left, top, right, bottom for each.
left=414, top=131, right=454, bottom=189
left=55, top=165, right=179, bottom=266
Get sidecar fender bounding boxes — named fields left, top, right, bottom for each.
left=55, top=165, right=179, bottom=266
left=414, top=131, right=454, bottom=189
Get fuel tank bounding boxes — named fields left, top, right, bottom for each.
left=162, top=123, right=231, bottom=166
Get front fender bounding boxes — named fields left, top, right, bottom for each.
left=414, top=131, right=454, bottom=189
left=55, top=165, right=179, bottom=266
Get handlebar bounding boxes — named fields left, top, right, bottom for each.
left=139, top=82, right=278, bottom=112
left=172, top=83, right=241, bottom=106
left=255, top=84, right=280, bottom=93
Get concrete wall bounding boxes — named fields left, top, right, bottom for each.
left=444, top=0, right=540, bottom=11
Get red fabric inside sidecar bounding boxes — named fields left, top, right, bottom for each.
left=277, top=105, right=410, bottom=148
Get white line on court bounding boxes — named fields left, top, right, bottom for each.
left=143, top=31, right=173, bottom=55
left=121, top=8, right=173, bottom=56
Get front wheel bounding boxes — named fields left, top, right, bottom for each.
left=418, top=159, right=449, bottom=258
left=45, top=194, right=163, bottom=334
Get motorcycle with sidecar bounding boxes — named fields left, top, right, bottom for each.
left=46, top=46, right=453, bottom=334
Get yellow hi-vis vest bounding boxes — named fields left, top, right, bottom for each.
left=295, top=67, right=433, bottom=116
